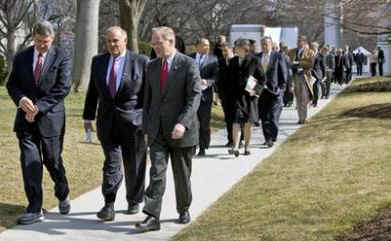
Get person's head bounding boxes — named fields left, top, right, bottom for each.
left=272, top=41, right=279, bottom=52
left=248, top=39, right=256, bottom=54
left=310, top=42, right=319, bottom=52
left=280, top=42, right=289, bottom=54
left=336, top=48, right=342, bottom=55
left=105, top=26, right=128, bottom=57
left=297, top=35, right=307, bottom=49
left=345, top=45, right=350, bottom=52
left=33, top=21, right=55, bottom=54
left=151, top=26, right=176, bottom=58
left=217, top=35, right=227, bottom=44
left=320, top=46, right=328, bottom=55
left=221, top=44, right=233, bottom=59
left=261, top=36, right=273, bottom=53
left=234, top=39, right=250, bottom=58
left=196, top=38, right=210, bottom=55
left=358, top=49, right=361, bottom=53
left=378, top=46, right=382, bottom=51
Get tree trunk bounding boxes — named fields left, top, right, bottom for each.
left=73, top=0, right=100, bottom=92
left=6, top=30, right=17, bottom=73
left=119, top=0, right=148, bottom=53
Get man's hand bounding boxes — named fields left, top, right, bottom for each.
left=84, top=121, right=94, bottom=133
left=248, top=90, right=256, bottom=96
left=144, top=134, right=148, bottom=145
left=19, top=97, right=37, bottom=114
left=200, top=79, right=208, bottom=86
left=171, top=123, right=186, bottom=139
left=24, top=105, right=39, bottom=123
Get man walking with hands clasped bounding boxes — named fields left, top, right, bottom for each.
left=7, top=21, right=72, bottom=225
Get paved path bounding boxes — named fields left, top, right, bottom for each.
left=0, top=83, right=346, bottom=241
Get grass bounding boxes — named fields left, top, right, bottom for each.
left=172, top=76, right=391, bottom=241
left=0, top=86, right=225, bottom=233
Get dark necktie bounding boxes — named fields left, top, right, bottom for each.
left=160, top=59, right=168, bottom=94
left=108, top=57, right=118, bottom=97
left=34, top=53, right=43, bottom=85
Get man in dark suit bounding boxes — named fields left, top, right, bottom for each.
left=311, top=42, right=326, bottom=106
left=256, top=36, right=287, bottom=148
left=83, top=26, right=148, bottom=221
left=6, top=21, right=71, bottom=225
left=378, top=46, right=385, bottom=76
left=135, top=26, right=201, bottom=232
left=189, top=38, right=218, bottom=156
left=344, top=46, right=354, bottom=83
left=355, top=49, right=365, bottom=76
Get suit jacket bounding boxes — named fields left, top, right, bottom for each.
left=355, top=53, right=365, bottom=65
left=288, top=47, right=315, bottom=98
left=83, top=50, right=148, bottom=144
left=188, top=53, right=218, bottom=103
left=255, top=51, right=288, bottom=96
left=143, top=52, right=201, bottom=147
left=7, top=45, right=72, bottom=137
left=325, top=53, right=335, bottom=71
left=312, top=52, right=326, bottom=81
left=378, top=49, right=385, bottom=63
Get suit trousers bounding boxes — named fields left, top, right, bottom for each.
left=17, top=128, right=69, bottom=213
left=312, top=79, right=321, bottom=104
left=259, top=91, right=283, bottom=142
left=101, top=126, right=146, bottom=204
left=197, top=90, right=213, bottom=149
left=143, top=128, right=195, bottom=218
left=379, top=63, right=384, bottom=76
left=322, top=71, right=333, bottom=98
left=357, top=64, right=363, bottom=76
left=293, top=74, right=310, bottom=122
left=220, top=93, right=234, bottom=144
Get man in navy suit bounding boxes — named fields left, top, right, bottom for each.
left=7, top=21, right=72, bottom=225
left=189, top=38, right=218, bottom=156
left=256, top=36, right=288, bottom=148
left=83, top=26, right=148, bottom=221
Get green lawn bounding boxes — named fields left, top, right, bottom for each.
left=0, top=87, right=225, bottom=233
left=172, top=77, right=391, bottom=241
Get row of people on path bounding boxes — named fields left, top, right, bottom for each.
left=7, top=20, right=379, bottom=233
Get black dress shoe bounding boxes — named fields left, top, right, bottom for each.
left=178, top=211, right=191, bottom=224
left=265, top=140, right=274, bottom=148
left=135, top=215, right=160, bottom=232
left=224, top=141, right=233, bottom=147
left=244, top=150, right=251, bottom=155
left=59, top=198, right=71, bottom=215
left=97, top=204, right=115, bottom=221
left=233, top=150, right=240, bottom=157
left=127, top=203, right=139, bottom=215
left=17, top=211, right=44, bottom=225
left=197, top=148, right=206, bottom=157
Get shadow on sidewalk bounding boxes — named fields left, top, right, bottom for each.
left=0, top=203, right=25, bottom=230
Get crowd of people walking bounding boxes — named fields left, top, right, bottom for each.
left=6, top=20, right=385, bottom=233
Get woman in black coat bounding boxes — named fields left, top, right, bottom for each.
left=228, top=39, right=265, bottom=157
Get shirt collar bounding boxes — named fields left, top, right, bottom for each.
left=34, top=48, right=48, bottom=59
left=164, top=49, right=177, bottom=65
left=112, top=50, right=127, bottom=60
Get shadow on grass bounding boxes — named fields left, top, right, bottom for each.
left=0, top=203, right=25, bottom=229
left=344, top=79, right=391, bottom=93
left=336, top=206, right=391, bottom=241
left=340, top=103, right=391, bottom=119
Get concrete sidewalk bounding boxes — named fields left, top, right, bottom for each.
left=0, top=83, right=346, bottom=241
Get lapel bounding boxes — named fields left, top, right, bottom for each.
left=161, top=53, right=180, bottom=99
left=39, top=47, right=56, bottom=84
left=200, top=54, right=209, bottom=69
left=100, top=53, right=112, bottom=98
left=26, top=47, right=35, bottom=82
left=116, top=51, right=133, bottom=96
left=153, top=58, right=162, bottom=100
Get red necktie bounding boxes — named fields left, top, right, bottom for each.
left=34, top=53, right=43, bottom=85
left=160, top=59, right=168, bottom=94
left=108, top=57, right=118, bottom=97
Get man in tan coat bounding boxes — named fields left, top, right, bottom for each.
left=288, top=35, right=315, bottom=124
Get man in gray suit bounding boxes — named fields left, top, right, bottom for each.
left=189, top=38, right=218, bottom=156
left=136, top=26, right=201, bottom=232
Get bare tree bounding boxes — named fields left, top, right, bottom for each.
left=73, top=0, right=100, bottom=92
left=0, top=0, right=34, bottom=72
left=119, top=0, right=148, bottom=53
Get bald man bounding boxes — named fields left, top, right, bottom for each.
left=83, top=26, right=149, bottom=221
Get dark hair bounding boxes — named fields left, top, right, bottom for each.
left=33, top=21, right=55, bottom=37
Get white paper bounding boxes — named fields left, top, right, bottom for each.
left=245, top=75, right=257, bottom=92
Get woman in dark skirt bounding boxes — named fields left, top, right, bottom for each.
left=228, top=39, right=265, bottom=157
